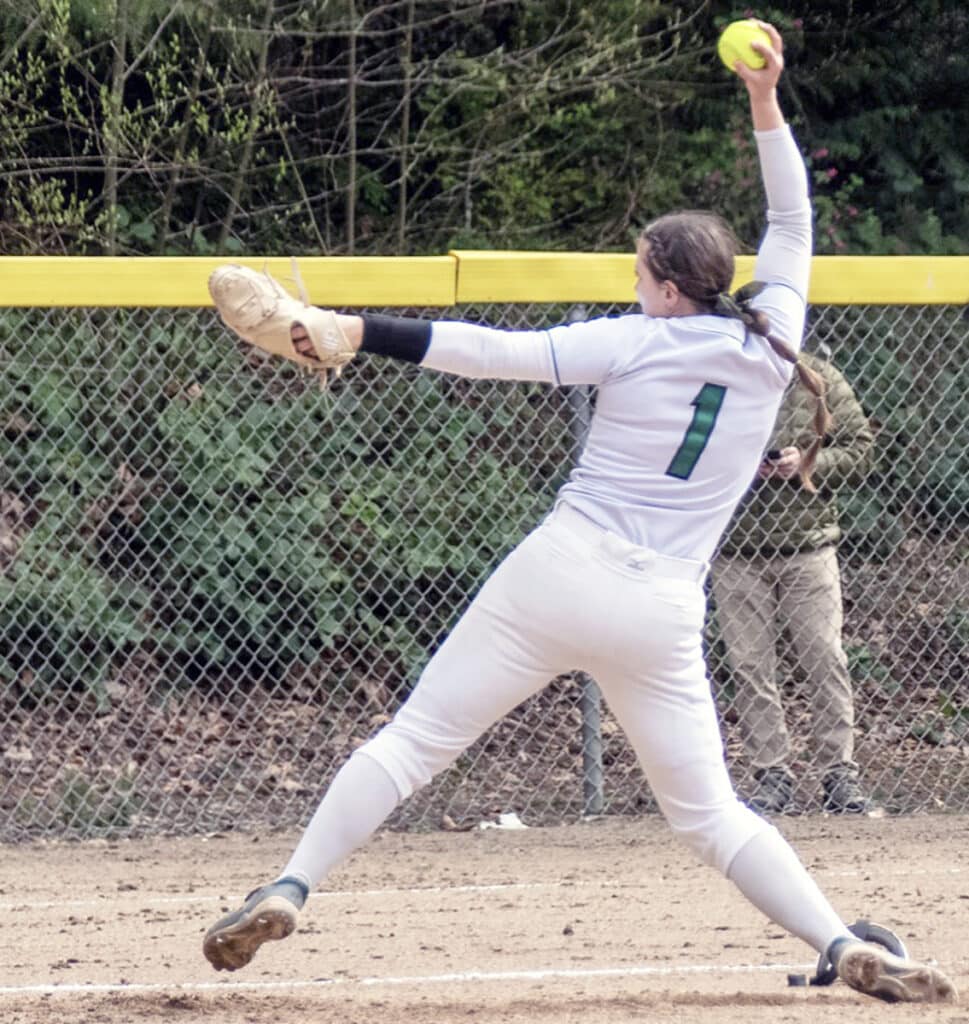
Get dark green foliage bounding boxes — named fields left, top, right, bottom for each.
left=846, top=643, right=900, bottom=696
left=0, top=309, right=565, bottom=700
left=0, top=5, right=966, bottom=706
left=783, top=0, right=969, bottom=254
left=806, top=306, right=969, bottom=558
left=0, top=301, right=963, bottom=704
left=58, top=767, right=141, bottom=830
left=2, top=1, right=968, bottom=254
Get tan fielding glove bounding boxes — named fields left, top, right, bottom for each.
left=208, top=261, right=356, bottom=377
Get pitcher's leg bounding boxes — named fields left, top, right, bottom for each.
left=281, top=752, right=401, bottom=892
left=727, top=826, right=851, bottom=952
left=204, top=530, right=569, bottom=972
left=354, top=514, right=604, bottom=799
left=293, top=536, right=568, bottom=881
left=600, top=643, right=769, bottom=875
left=357, top=564, right=568, bottom=801
left=599, top=647, right=849, bottom=957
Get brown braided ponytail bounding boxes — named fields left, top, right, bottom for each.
left=640, top=212, right=832, bottom=492
left=714, top=282, right=832, bottom=493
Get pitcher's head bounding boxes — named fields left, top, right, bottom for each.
left=635, top=212, right=738, bottom=317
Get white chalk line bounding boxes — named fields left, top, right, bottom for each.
left=1, top=865, right=964, bottom=913
left=0, top=960, right=819, bottom=998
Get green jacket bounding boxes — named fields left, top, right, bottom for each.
left=717, top=354, right=873, bottom=557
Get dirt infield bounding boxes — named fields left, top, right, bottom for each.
left=2, top=815, right=968, bottom=1024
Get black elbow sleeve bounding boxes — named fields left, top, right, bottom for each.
left=360, top=314, right=432, bottom=364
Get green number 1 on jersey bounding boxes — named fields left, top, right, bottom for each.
left=665, top=383, right=727, bottom=480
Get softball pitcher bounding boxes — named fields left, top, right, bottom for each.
left=201, top=21, right=954, bottom=1004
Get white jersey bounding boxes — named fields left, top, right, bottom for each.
left=421, top=125, right=811, bottom=562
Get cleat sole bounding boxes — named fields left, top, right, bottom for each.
left=839, top=946, right=957, bottom=1004
left=203, top=896, right=298, bottom=972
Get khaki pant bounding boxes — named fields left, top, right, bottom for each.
left=711, top=545, right=856, bottom=772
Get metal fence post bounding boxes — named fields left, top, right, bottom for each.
left=567, top=304, right=605, bottom=817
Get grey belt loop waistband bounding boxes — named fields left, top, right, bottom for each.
left=552, top=503, right=708, bottom=583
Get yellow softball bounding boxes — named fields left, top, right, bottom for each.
left=716, top=19, right=771, bottom=72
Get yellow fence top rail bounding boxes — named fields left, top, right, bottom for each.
left=0, top=254, right=966, bottom=307
left=805, top=256, right=969, bottom=305
left=452, top=253, right=969, bottom=305
left=0, top=256, right=456, bottom=309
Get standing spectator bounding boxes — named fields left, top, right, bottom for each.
left=712, top=353, right=874, bottom=814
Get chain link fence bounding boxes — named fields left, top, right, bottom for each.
left=0, top=300, right=966, bottom=839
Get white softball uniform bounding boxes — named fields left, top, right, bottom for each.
left=356, top=125, right=812, bottom=875
left=284, top=122, right=851, bottom=956
left=288, top=123, right=852, bottom=954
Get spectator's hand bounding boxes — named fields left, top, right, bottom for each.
left=758, top=446, right=801, bottom=480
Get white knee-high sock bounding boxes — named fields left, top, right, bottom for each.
left=727, top=826, right=853, bottom=953
left=279, top=753, right=401, bottom=892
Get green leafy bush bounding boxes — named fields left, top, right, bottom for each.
left=810, top=307, right=969, bottom=542
left=0, top=310, right=564, bottom=700
left=0, top=305, right=964, bottom=703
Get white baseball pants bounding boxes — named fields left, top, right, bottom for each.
left=358, top=502, right=770, bottom=874
left=286, top=501, right=851, bottom=952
